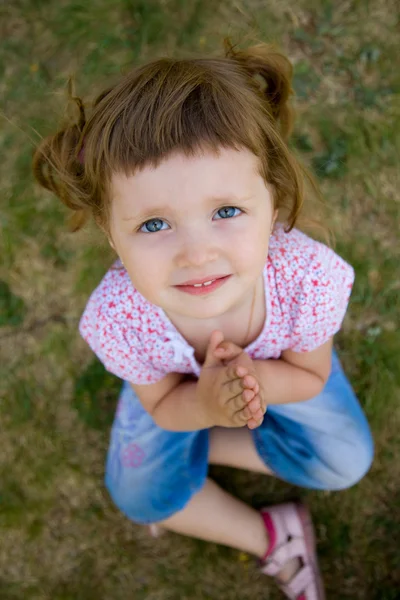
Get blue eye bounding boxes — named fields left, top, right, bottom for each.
left=139, top=206, right=242, bottom=232
left=214, top=206, right=242, bottom=220
left=140, top=219, right=169, bottom=233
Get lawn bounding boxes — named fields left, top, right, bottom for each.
left=1, top=1, right=399, bottom=598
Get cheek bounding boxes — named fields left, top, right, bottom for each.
left=230, top=221, right=270, bottom=264
left=125, top=240, right=169, bottom=295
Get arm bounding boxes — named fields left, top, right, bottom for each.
left=131, top=330, right=263, bottom=432
left=130, top=373, right=212, bottom=432
left=151, top=377, right=213, bottom=431
left=253, top=337, right=333, bottom=405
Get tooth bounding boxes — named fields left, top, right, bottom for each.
left=192, top=280, right=214, bottom=287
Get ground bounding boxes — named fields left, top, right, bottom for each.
left=0, top=1, right=399, bottom=598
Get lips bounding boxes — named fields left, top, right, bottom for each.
left=175, top=275, right=231, bottom=296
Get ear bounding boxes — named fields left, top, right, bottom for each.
left=107, top=236, right=123, bottom=265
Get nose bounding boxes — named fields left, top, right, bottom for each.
left=175, top=227, right=219, bottom=269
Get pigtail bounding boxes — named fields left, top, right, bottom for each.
left=223, top=39, right=329, bottom=237
left=224, top=40, right=294, bottom=140
left=32, top=77, right=91, bottom=231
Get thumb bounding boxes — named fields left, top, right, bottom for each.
left=203, top=330, right=225, bottom=368
left=214, top=339, right=244, bottom=363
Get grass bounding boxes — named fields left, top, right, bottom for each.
left=1, top=0, right=399, bottom=598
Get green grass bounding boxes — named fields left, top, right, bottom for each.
left=1, top=0, right=400, bottom=598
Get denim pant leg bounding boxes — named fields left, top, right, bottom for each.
left=105, top=382, right=209, bottom=524
left=252, top=350, right=374, bottom=490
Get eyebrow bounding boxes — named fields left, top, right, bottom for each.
left=122, top=205, right=173, bottom=222
left=121, top=195, right=253, bottom=222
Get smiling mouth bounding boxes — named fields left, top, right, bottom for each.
left=175, top=275, right=231, bottom=295
left=177, top=274, right=229, bottom=286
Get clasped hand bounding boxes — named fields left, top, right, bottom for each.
left=196, top=330, right=266, bottom=430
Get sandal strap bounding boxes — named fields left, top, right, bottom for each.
left=280, top=564, right=317, bottom=600
left=260, top=537, right=307, bottom=576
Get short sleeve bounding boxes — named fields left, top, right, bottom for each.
left=79, top=293, right=166, bottom=385
left=289, top=243, right=355, bottom=352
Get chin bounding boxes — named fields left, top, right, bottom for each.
left=182, top=300, right=231, bottom=320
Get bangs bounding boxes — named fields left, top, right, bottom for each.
left=82, top=58, right=269, bottom=179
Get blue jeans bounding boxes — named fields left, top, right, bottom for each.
left=105, top=351, right=373, bottom=524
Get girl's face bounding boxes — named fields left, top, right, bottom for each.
left=109, top=147, right=277, bottom=321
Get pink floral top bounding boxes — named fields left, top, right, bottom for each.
left=79, top=225, right=354, bottom=385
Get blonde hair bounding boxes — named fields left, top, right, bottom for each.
left=33, top=40, right=325, bottom=237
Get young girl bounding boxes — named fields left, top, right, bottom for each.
left=33, top=41, right=373, bottom=599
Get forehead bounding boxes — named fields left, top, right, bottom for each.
left=110, top=146, right=262, bottom=203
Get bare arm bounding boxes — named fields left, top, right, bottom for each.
left=153, top=377, right=214, bottom=431
left=130, top=373, right=211, bottom=432
left=130, top=330, right=262, bottom=432
left=253, top=337, right=333, bottom=405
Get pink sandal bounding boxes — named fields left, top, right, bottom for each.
left=259, top=502, right=325, bottom=600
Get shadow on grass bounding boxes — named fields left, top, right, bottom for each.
left=73, top=359, right=121, bottom=430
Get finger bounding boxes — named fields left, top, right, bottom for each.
left=223, top=377, right=245, bottom=397
left=258, top=391, right=267, bottom=414
left=234, top=398, right=262, bottom=426
left=224, top=365, right=248, bottom=380
left=247, top=402, right=263, bottom=421
left=203, top=330, right=225, bottom=368
left=247, top=418, right=258, bottom=430
left=226, top=388, right=252, bottom=414
left=229, top=390, right=248, bottom=412
left=213, top=342, right=233, bottom=357
left=224, top=366, right=240, bottom=381
left=247, top=415, right=264, bottom=429
left=248, top=396, right=261, bottom=414
left=214, top=347, right=231, bottom=360
left=235, top=405, right=252, bottom=423
left=236, top=366, right=248, bottom=378
left=252, top=393, right=266, bottom=415
left=214, top=341, right=243, bottom=361
left=209, top=329, right=224, bottom=349
left=222, top=368, right=250, bottom=392
left=242, top=388, right=255, bottom=403
left=261, top=396, right=267, bottom=414
left=242, top=374, right=258, bottom=390
left=253, top=408, right=264, bottom=420
left=252, top=379, right=260, bottom=395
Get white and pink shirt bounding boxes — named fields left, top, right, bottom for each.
left=79, top=225, right=354, bottom=385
